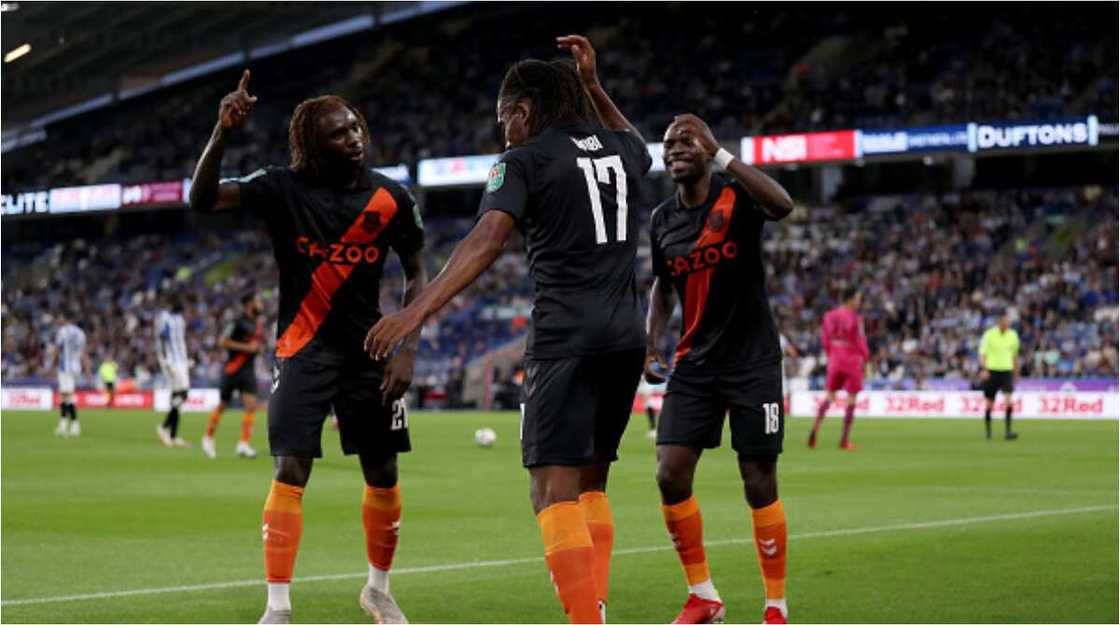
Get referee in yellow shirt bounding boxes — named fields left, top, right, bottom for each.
left=978, top=312, right=1020, bottom=440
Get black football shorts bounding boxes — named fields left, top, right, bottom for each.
left=520, top=348, right=644, bottom=468
left=982, top=370, right=1015, bottom=400
left=219, top=366, right=258, bottom=402
left=658, top=363, right=784, bottom=458
left=267, top=356, right=410, bottom=458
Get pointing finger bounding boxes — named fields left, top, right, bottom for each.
left=238, top=69, right=251, bottom=93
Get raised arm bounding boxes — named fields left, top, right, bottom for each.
left=365, top=211, right=516, bottom=360
left=644, top=277, right=678, bottom=383
left=670, top=114, right=794, bottom=220
left=557, top=34, right=644, bottom=141
left=189, top=69, right=258, bottom=213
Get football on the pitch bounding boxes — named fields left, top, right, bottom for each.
left=474, top=427, right=497, bottom=448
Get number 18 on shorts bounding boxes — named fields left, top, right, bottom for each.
left=658, top=366, right=785, bottom=457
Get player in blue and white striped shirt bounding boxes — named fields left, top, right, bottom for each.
left=53, top=311, right=88, bottom=437
left=155, top=294, right=192, bottom=447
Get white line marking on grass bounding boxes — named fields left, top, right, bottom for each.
left=2, top=504, right=1114, bottom=607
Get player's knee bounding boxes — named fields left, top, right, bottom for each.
left=528, top=469, right=580, bottom=513
left=655, top=461, right=691, bottom=504
left=739, top=456, right=778, bottom=508
left=273, top=457, right=313, bottom=487
left=359, top=453, right=398, bottom=488
left=578, top=462, right=610, bottom=493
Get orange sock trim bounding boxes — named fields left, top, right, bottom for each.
left=662, top=495, right=711, bottom=586
left=263, top=481, right=304, bottom=583
left=751, top=499, right=787, bottom=600
left=363, top=484, right=402, bottom=571
left=579, top=491, right=614, bottom=605
left=240, top=411, right=255, bottom=443
left=538, top=502, right=601, bottom=624
left=205, top=408, right=220, bottom=437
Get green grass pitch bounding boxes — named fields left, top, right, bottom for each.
left=2, top=408, right=1117, bottom=623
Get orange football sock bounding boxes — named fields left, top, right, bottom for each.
left=751, top=499, right=787, bottom=600
left=362, top=484, right=402, bottom=573
left=205, top=408, right=221, bottom=437
left=579, top=491, right=614, bottom=606
left=240, top=411, right=255, bottom=443
left=538, top=501, right=602, bottom=624
left=662, top=495, right=712, bottom=587
left=262, top=481, right=304, bottom=583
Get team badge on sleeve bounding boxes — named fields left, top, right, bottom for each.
left=486, top=162, right=506, bottom=193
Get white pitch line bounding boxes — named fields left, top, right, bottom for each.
left=2, top=504, right=1115, bottom=608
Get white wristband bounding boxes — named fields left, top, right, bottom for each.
left=713, top=148, right=735, bottom=171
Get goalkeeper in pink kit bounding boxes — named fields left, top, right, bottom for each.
left=809, top=287, right=869, bottom=450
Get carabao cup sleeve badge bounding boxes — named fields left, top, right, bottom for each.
left=486, top=162, right=506, bottom=193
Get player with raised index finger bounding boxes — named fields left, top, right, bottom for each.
left=189, top=69, right=428, bottom=624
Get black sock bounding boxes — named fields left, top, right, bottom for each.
left=1005, top=406, right=1013, bottom=433
left=164, top=407, right=181, bottom=438
left=984, top=408, right=992, bottom=437
left=646, top=407, right=656, bottom=430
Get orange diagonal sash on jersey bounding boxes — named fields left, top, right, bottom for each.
left=225, top=319, right=264, bottom=374
left=674, top=187, right=736, bottom=364
left=275, top=188, right=399, bottom=358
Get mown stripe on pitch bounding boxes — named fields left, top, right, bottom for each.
left=2, top=504, right=1115, bottom=607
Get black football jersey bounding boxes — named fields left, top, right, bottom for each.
left=223, top=314, right=264, bottom=375
left=235, top=167, right=424, bottom=364
left=477, top=121, right=652, bottom=359
left=650, top=175, right=782, bottom=371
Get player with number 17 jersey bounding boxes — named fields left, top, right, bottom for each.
left=481, top=115, right=652, bottom=467
left=366, top=36, right=650, bottom=623
left=481, top=122, right=650, bottom=360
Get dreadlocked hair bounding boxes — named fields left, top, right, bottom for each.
left=288, top=95, right=370, bottom=181
left=498, top=59, right=598, bottom=138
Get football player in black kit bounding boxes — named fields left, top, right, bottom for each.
left=189, top=70, right=427, bottom=624
left=367, top=36, right=649, bottom=624
left=645, top=114, right=794, bottom=624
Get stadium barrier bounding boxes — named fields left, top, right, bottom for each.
left=3, top=116, right=1107, bottom=217
left=1, top=386, right=54, bottom=410
left=789, top=390, right=1119, bottom=420
left=6, top=387, right=1118, bottom=419
left=64, top=390, right=154, bottom=409
left=153, top=388, right=221, bottom=412
left=0, top=387, right=222, bottom=411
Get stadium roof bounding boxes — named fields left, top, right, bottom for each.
left=0, top=1, right=463, bottom=126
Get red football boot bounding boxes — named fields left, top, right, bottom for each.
left=840, top=440, right=858, bottom=450
left=763, top=606, right=788, bottom=624
left=672, top=594, right=726, bottom=624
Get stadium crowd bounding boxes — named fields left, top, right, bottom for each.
left=3, top=186, right=1116, bottom=391
left=0, top=215, right=535, bottom=389
left=766, top=186, right=1119, bottom=386
left=3, top=4, right=1115, bottom=192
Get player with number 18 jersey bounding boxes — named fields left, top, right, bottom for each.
left=646, top=114, right=794, bottom=625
